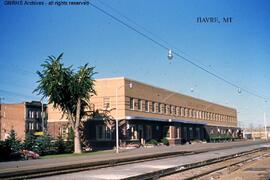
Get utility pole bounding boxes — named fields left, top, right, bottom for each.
left=264, top=112, right=268, bottom=140
left=41, top=102, right=44, bottom=134
left=0, top=97, right=4, bottom=140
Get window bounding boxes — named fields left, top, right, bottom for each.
left=145, top=100, right=149, bottom=112
left=185, top=108, right=188, bottom=117
left=196, top=127, right=201, bottom=139
left=193, top=110, right=196, bottom=118
left=176, top=107, right=179, bottom=116
left=158, top=103, right=161, bottom=113
left=180, top=107, right=184, bottom=116
left=130, top=125, right=138, bottom=140
left=138, top=99, right=142, bottom=111
left=173, top=106, right=176, bottom=115
left=152, top=102, right=155, bottom=112
left=103, top=97, right=110, bottom=109
left=146, top=125, right=152, bottom=140
left=169, top=105, right=172, bottom=114
left=189, top=127, right=193, bottom=139
left=28, top=110, right=31, bottom=118
left=165, top=104, right=168, bottom=114
left=164, top=126, right=171, bottom=138
left=28, top=122, right=34, bottom=130
left=176, top=127, right=180, bottom=139
left=189, top=109, right=192, bottom=117
left=183, top=127, right=187, bottom=139
left=105, top=127, right=111, bottom=140
left=96, top=125, right=111, bottom=141
left=130, top=98, right=134, bottom=110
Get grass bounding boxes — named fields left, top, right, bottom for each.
left=41, top=149, right=114, bottom=159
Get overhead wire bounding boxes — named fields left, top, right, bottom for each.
left=89, top=1, right=270, bottom=102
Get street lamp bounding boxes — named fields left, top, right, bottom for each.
left=115, top=82, right=133, bottom=153
left=0, top=97, right=4, bottom=140
left=264, top=112, right=268, bottom=140
left=168, top=49, right=173, bottom=60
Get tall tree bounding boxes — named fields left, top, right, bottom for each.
left=34, top=53, right=96, bottom=153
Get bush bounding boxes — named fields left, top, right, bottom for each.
left=54, top=136, right=66, bottom=154
left=147, top=139, right=158, bottom=145
left=34, top=134, right=52, bottom=155
left=161, top=138, right=169, bottom=146
left=5, top=129, right=21, bottom=153
left=0, top=140, right=12, bottom=161
left=0, top=129, right=22, bottom=161
left=23, top=132, right=36, bottom=151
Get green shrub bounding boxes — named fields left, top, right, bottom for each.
left=5, top=129, right=21, bottom=152
left=0, top=140, right=11, bottom=161
left=161, top=138, right=169, bottom=146
left=23, top=132, right=36, bottom=150
left=147, top=139, right=158, bottom=145
left=54, top=136, right=66, bottom=154
left=34, top=134, right=52, bottom=155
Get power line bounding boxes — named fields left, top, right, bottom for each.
left=89, top=2, right=270, bottom=102
left=90, top=2, right=168, bottom=51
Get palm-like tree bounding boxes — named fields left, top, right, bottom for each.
left=34, top=53, right=96, bottom=153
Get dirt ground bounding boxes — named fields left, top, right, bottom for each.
left=219, top=155, right=270, bottom=180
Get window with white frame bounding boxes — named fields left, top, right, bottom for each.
left=165, top=104, right=168, bottom=114
left=152, top=102, right=156, bottom=113
left=28, top=110, right=31, bottom=118
left=158, top=103, right=161, bottom=113
left=180, top=107, right=184, bottom=116
left=176, top=107, right=179, bottom=116
left=145, top=100, right=149, bottom=112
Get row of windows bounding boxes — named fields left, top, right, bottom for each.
left=27, top=122, right=41, bottom=131
left=129, top=97, right=236, bottom=122
left=28, top=110, right=42, bottom=119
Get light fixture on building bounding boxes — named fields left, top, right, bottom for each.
left=168, top=49, right=173, bottom=60
left=128, top=82, right=133, bottom=89
left=237, top=88, right=242, bottom=94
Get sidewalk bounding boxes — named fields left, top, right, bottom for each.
left=0, top=140, right=268, bottom=178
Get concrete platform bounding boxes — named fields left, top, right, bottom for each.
left=0, top=140, right=269, bottom=179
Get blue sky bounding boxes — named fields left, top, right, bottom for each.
left=0, top=0, right=270, bottom=127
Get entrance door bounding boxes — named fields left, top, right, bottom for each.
left=145, top=125, right=152, bottom=141
left=138, top=125, right=144, bottom=145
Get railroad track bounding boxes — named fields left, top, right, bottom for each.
left=2, top=142, right=269, bottom=180
left=159, top=148, right=270, bottom=180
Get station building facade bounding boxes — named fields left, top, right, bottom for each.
left=48, top=77, right=240, bottom=148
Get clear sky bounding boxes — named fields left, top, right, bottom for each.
left=0, top=0, right=269, bottom=127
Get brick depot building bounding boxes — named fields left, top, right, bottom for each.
left=0, top=101, right=46, bottom=140
left=48, top=77, right=240, bottom=148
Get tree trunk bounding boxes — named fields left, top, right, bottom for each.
left=74, top=98, right=82, bottom=154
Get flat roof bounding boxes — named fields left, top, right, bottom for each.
left=96, top=76, right=236, bottom=111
